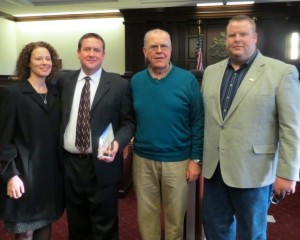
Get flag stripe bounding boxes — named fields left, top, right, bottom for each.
left=196, top=32, right=204, bottom=70
left=196, top=47, right=204, bottom=71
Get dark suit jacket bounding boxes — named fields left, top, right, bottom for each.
left=58, top=69, right=135, bottom=187
left=0, top=80, right=64, bottom=222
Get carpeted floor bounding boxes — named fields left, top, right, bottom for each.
left=267, top=183, right=300, bottom=240
left=1, top=184, right=300, bottom=240
left=0, top=188, right=140, bottom=240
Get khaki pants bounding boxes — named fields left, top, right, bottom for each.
left=133, top=153, right=189, bottom=240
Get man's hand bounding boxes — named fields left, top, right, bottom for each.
left=273, top=176, right=296, bottom=196
left=186, top=160, right=201, bottom=182
left=98, top=141, right=119, bottom=163
left=7, top=175, right=25, bottom=199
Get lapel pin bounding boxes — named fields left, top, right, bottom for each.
left=249, top=78, right=255, bottom=81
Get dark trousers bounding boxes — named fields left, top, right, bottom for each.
left=64, top=151, right=119, bottom=240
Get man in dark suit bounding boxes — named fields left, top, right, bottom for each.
left=58, top=32, right=135, bottom=240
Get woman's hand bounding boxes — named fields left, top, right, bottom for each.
left=7, top=175, right=25, bottom=199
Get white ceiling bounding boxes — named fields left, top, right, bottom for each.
left=0, top=0, right=299, bottom=17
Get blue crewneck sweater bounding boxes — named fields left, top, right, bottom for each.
left=131, top=65, right=204, bottom=162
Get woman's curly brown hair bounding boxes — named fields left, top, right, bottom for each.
left=15, top=41, right=60, bottom=81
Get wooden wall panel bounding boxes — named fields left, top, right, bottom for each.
left=124, top=22, right=146, bottom=75
left=204, top=21, right=227, bottom=67
left=121, top=2, right=300, bottom=75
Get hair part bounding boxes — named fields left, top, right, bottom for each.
left=15, top=41, right=60, bottom=80
left=77, top=32, right=106, bottom=52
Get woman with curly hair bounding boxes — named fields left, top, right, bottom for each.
left=0, top=42, right=64, bottom=240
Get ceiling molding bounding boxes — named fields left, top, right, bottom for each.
left=1, top=1, right=300, bottom=22
left=121, top=2, right=300, bottom=21
left=0, top=11, right=15, bottom=21
left=140, top=0, right=198, bottom=3
left=21, top=0, right=117, bottom=6
left=14, top=11, right=122, bottom=21
left=2, top=0, right=300, bottom=18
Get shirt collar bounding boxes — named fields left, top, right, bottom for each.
left=148, top=62, right=173, bottom=79
left=78, top=68, right=102, bottom=84
left=227, top=49, right=258, bottom=69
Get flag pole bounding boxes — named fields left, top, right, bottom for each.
left=197, top=20, right=202, bottom=37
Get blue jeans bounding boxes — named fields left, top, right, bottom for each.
left=202, top=165, right=272, bottom=240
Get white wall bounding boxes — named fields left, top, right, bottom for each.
left=1, top=17, right=125, bottom=75
left=0, top=18, right=17, bottom=75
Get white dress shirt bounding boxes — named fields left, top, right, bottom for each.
left=64, top=68, right=102, bottom=153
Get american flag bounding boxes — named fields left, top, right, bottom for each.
left=196, top=21, right=204, bottom=71
left=196, top=33, right=204, bottom=71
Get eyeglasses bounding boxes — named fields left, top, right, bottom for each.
left=148, top=44, right=170, bottom=52
left=270, top=192, right=285, bottom=204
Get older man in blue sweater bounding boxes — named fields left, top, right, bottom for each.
left=131, top=28, right=204, bottom=240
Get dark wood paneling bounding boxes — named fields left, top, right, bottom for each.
left=204, top=20, right=228, bottom=67
left=121, top=2, right=300, bottom=75
left=124, top=22, right=146, bottom=74
left=0, top=76, right=19, bottom=87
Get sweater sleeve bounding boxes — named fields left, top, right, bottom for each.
left=189, top=75, right=204, bottom=160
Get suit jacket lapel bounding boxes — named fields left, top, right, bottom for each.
left=65, top=71, right=80, bottom=116
left=223, top=53, right=265, bottom=121
left=91, top=70, right=110, bottom=110
left=214, top=60, right=228, bottom=123
left=20, top=80, right=49, bottom=111
left=46, top=84, right=58, bottom=111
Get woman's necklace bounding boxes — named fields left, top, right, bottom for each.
left=27, top=78, right=48, bottom=104
left=39, top=93, right=47, bottom=104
